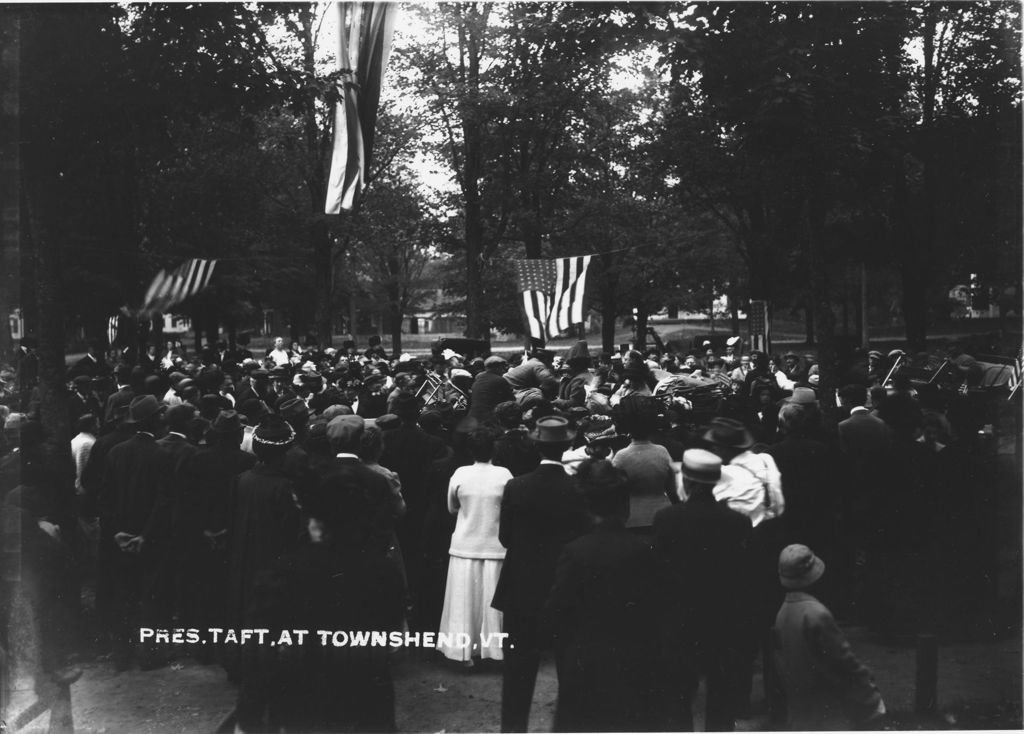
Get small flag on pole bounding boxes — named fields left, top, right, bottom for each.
left=107, top=315, right=119, bottom=347
left=139, top=259, right=217, bottom=318
left=325, top=2, right=397, bottom=214
left=513, top=256, right=592, bottom=343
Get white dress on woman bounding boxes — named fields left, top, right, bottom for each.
left=436, top=461, right=511, bottom=662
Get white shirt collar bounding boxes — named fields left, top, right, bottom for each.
left=335, top=452, right=360, bottom=460
left=540, top=459, right=563, bottom=466
left=850, top=406, right=869, bottom=414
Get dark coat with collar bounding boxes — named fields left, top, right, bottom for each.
left=99, top=432, right=173, bottom=541
left=544, top=524, right=669, bottom=732
left=103, top=385, right=134, bottom=425
left=837, top=410, right=892, bottom=464
left=319, top=456, right=398, bottom=553
left=651, top=493, right=754, bottom=646
left=491, top=462, right=587, bottom=618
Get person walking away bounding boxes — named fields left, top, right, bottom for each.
left=773, top=544, right=885, bottom=731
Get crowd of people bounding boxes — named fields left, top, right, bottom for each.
left=0, top=329, right=1015, bottom=732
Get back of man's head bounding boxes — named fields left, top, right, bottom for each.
left=838, top=383, right=867, bottom=408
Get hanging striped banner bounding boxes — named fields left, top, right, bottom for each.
left=325, top=2, right=397, bottom=214
left=139, top=259, right=217, bottom=318
left=513, top=256, right=592, bottom=344
left=107, top=315, right=119, bottom=347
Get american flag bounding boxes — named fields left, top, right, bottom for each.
left=107, top=315, right=119, bottom=347
left=325, top=2, right=397, bottom=214
left=139, top=259, right=217, bottom=318
left=514, top=256, right=592, bottom=343
left=1008, top=346, right=1022, bottom=400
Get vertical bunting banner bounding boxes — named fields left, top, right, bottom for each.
left=748, top=299, right=771, bottom=354
left=514, top=257, right=592, bottom=344
left=325, top=2, right=397, bottom=214
left=107, top=315, right=119, bottom=347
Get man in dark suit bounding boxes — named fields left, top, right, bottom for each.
left=544, top=458, right=668, bottom=732
left=156, top=404, right=199, bottom=622
left=380, top=393, right=450, bottom=618
left=651, top=449, right=754, bottom=731
left=99, top=395, right=173, bottom=669
left=69, top=375, right=103, bottom=425
left=468, top=355, right=515, bottom=424
left=69, top=340, right=110, bottom=380
left=552, top=341, right=593, bottom=411
left=837, top=383, right=892, bottom=463
left=103, top=364, right=135, bottom=427
left=492, top=416, right=587, bottom=733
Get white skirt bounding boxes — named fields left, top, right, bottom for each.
left=436, top=556, right=504, bottom=662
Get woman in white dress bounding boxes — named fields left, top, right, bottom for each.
left=436, top=427, right=511, bottom=665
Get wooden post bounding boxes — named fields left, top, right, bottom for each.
left=914, top=633, right=938, bottom=714
left=860, top=261, right=869, bottom=349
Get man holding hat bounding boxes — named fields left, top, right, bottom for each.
left=493, top=416, right=588, bottom=733
left=703, top=417, right=784, bottom=527
left=468, top=355, right=515, bottom=424
left=651, top=448, right=755, bottom=731
left=553, top=341, right=593, bottom=411
left=773, top=544, right=885, bottom=730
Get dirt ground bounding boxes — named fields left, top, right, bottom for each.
left=7, top=622, right=1021, bottom=733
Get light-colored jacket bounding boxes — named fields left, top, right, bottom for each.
left=773, top=591, right=885, bottom=731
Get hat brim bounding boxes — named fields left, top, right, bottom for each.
left=124, top=404, right=167, bottom=424
left=701, top=427, right=754, bottom=450
left=530, top=429, right=576, bottom=444
left=780, top=555, right=826, bottom=589
left=681, top=466, right=722, bottom=484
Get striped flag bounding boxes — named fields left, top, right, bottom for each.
left=325, top=2, right=397, bottom=214
left=1008, top=346, right=1022, bottom=400
left=513, top=256, right=592, bottom=343
left=748, top=299, right=772, bottom=355
left=139, top=259, right=217, bottom=318
left=107, top=315, right=119, bottom=347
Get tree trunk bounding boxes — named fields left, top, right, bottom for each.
left=804, top=304, right=815, bottom=346
left=806, top=197, right=837, bottom=407
left=729, top=291, right=740, bottom=335
left=599, top=255, right=618, bottom=354
left=313, top=221, right=333, bottom=347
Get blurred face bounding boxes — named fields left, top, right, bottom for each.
left=726, top=344, right=735, bottom=354
left=274, top=338, right=285, bottom=350
left=740, top=356, right=751, bottom=369
left=706, top=349, right=714, bottom=358
left=684, top=356, right=697, bottom=368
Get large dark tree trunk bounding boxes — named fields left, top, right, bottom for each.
left=312, top=221, right=333, bottom=347
left=807, top=197, right=837, bottom=407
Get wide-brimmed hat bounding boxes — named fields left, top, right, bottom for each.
left=778, top=544, right=826, bottom=589
left=125, top=395, right=166, bottom=424
left=279, top=397, right=309, bottom=425
left=783, top=387, right=818, bottom=406
left=209, top=410, right=244, bottom=434
left=702, top=417, right=754, bottom=450
left=681, top=448, right=722, bottom=483
left=530, top=415, right=575, bottom=444
left=253, top=415, right=295, bottom=447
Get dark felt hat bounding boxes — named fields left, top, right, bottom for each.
left=564, top=341, right=592, bottom=364
left=209, top=410, right=244, bottom=434
left=125, top=395, right=166, bottom=424
left=279, top=397, right=310, bottom=425
left=701, top=417, right=754, bottom=450
left=326, top=414, right=365, bottom=446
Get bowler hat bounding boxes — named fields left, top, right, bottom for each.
left=681, top=448, right=722, bottom=483
left=778, top=544, right=826, bottom=589
left=702, top=417, right=754, bottom=450
left=125, top=395, right=165, bottom=424
left=209, top=410, right=244, bottom=434
left=530, top=415, right=575, bottom=444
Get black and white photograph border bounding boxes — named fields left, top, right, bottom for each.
left=1, top=1, right=1022, bottom=733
